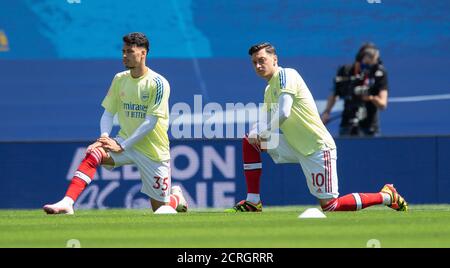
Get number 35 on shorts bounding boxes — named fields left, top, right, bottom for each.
left=153, top=176, right=169, bottom=191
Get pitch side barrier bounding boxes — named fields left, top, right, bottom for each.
left=0, top=135, right=449, bottom=209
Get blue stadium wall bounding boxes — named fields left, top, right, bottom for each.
left=1, top=137, right=449, bottom=209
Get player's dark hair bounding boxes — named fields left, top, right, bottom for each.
left=123, top=32, right=149, bottom=52
left=248, top=42, right=276, bottom=56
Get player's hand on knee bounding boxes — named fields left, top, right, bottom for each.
left=97, top=137, right=124, bottom=153
left=86, top=141, right=104, bottom=153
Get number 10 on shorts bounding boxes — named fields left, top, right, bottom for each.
left=311, top=173, right=325, bottom=187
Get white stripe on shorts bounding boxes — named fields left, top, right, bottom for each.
left=74, top=171, right=92, bottom=184
left=243, top=163, right=262, bottom=170
left=352, top=193, right=362, bottom=210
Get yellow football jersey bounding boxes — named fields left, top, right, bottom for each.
left=264, top=67, right=336, bottom=156
left=101, top=67, right=170, bottom=162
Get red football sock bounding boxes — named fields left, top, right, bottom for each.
left=322, top=193, right=383, bottom=211
left=65, top=148, right=103, bottom=202
left=169, top=194, right=179, bottom=210
left=242, top=136, right=262, bottom=194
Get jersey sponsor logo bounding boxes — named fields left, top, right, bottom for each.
left=141, top=90, right=150, bottom=102
left=123, top=102, right=148, bottom=118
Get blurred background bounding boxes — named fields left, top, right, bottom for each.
left=0, top=0, right=449, bottom=209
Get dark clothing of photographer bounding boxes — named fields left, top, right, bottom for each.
left=322, top=43, right=389, bottom=137
left=335, top=63, right=388, bottom=136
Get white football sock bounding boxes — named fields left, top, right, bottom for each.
left=381, top=192, right=391, bottom=205
left=246, top=193, right=261, bottom=204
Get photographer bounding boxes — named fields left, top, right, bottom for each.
left=321, top=43, right=388, bottom=136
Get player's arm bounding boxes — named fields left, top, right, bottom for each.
left=118, top=115, right=157, bottom=150
left=88, top=74, right=120, bottom=153
left=100, top=110, right=114, bottom=137
left=258, top=93, right=293, bottom=138
left=247, top=109, right=269, bottom=148
left=87, top=110, right=116, bottom=153
left=98, top=115, right=158, bottom=153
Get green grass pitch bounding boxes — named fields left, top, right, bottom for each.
left=0, top=205, right=449, bottom=248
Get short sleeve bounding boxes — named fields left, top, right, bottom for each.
left=278, top=68, right=299, bottom=96
left=146, top=76, right=170, bottom=118
left=374, top=66, right=388, bottom=92
left=101, top=75, right=119, bottom=114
